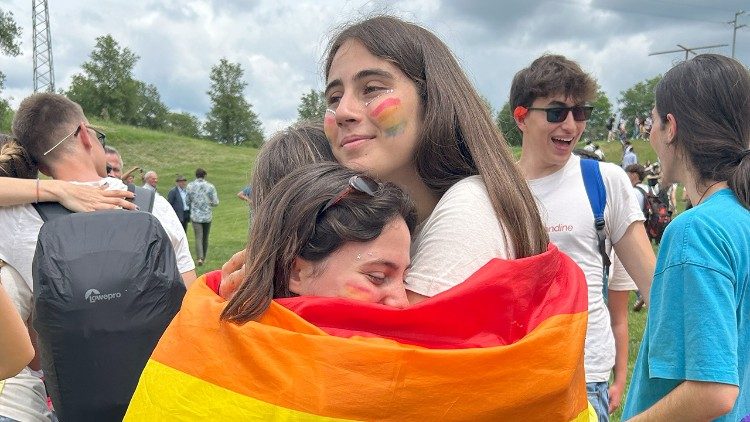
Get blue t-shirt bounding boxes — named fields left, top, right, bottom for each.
left=623, top=189, right=750, bottom=420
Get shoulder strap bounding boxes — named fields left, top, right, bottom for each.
left=579, top=159, right=612, bottom=302
left=32, top=202, right=72, bottom=222
left=128, top=184, right=155, bottom=213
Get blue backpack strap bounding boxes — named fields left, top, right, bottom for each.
left=579, top=158, right=612, bottom=302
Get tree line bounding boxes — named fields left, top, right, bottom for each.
left=1, top=9, right=665, bottom=147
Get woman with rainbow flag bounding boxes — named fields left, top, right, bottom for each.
left=127, top=16, right=593, bottom=420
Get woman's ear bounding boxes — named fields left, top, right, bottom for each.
left=288, top=257, right=311, bottom=295
left=665, top=113, right=678, bottom=144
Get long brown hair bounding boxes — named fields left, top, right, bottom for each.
left=324, top=16, right=548, bottom=258
left=221, top=163, right=416, bottom=323
left=655, top=54, right=750, bottom=209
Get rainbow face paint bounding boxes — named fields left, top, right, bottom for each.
left=324, top=110, right=336, bottom=141
left=342, top=282, right=375, bottom=302
left=369, top=97, right=405, bottom=137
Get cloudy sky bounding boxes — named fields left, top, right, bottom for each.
left=2, top=0, right=748, bottom=136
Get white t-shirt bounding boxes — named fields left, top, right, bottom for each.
left=0, top=177, right=194, bottom=292
left=528, top=155, right=644, bottom=382
left=406, top=176, right=512, bottom=296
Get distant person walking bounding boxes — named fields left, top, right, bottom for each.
left=606, top=115, right=615, bottom=142
left=167, top=175, right=190, bottom=231
left=621, top=141, right=637, bottom=169
left=187, top=168, right=219, bottom=266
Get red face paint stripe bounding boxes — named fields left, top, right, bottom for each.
left=369, top=97, right=401, bottom=117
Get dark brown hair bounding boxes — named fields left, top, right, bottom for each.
left=509, top=54, right=598, bottom=109
left=625, top=164, right=646, bottom=182
left=0, top=134, right=37, bottom=179
left=221, top=162, right=416, bottom=323
left=195, top=168, right=207, bottom=178
left=324, top=15, right=548, bottom=258
left=12, top=93, right=86, bottom=168
left=250, top=121, right=334, bottom=210
left=655, top=54, right=750, bottom=209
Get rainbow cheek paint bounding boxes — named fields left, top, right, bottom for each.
left=323, top=112, right=336, bottom=141
left=369, top=97, right=405, bottom=137
left=341, top=283, right=375, bottom=302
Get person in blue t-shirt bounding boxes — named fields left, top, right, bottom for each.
left=623, top=54, right=750, bottom=421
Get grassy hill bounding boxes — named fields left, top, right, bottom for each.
left=90, top=119, right=258, bottom=275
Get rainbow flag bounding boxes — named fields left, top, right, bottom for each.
left=126, top=245, right=591, bottom=421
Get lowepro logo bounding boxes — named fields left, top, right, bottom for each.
left=84, top=289, right=122, bottom=303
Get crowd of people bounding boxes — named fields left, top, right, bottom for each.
left=0, top=15, right=748, bottom=422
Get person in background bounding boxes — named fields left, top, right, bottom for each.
left=186, top=168, right=219, bottom=266
left=167, top=175, right=190, bottom=231
left=236, top=185, right=251, bottom=204
left=510, top=54, right=654, bottom=419
left=104, top=146, right=123, bottom=179
left=623, top=54, right=749, bottom=421
left=621, top=140, right=637, bottom=169
left=142, top=170, right=158, bottom=192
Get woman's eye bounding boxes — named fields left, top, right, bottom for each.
left=363, top=85, right=386, bottom=95
left=327, top=94, right=341, bottom=105
left=366, top=273, right=386, bottom=284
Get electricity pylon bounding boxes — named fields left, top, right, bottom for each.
left=32, top=0, right=55, bottom=92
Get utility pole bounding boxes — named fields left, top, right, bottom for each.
left=728, top=11, right=746, bottom=58
left=649, top=44, right=728, bottom=61
left=32, top=0, right=55, bottom=92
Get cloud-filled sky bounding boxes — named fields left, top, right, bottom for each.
left=2, top=0, right=748, bottom=136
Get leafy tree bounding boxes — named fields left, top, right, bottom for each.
left=297, top=89, right=327, bottom=121
left=0, top=9, right=21, bottom=57
left=204, top=58, right=263, bottom=147
left=67, top=35, right=141, bottom=123
left=586, top=89, right=612, bottom=141
left=618, top=75, right=661, bottom=123
left=129, top=81, right=168, bottom=129
left=0, top=9, right=21, bottom=125
left=66, top=34, right=169, bottom=129
left=165, top=111, right=202, bottom=138
left=495, top=101, right=522, bottom=147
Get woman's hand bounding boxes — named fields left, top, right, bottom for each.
left=49, top=180, right=136, bottom=212
left=219, top=249, right=246, bottom=300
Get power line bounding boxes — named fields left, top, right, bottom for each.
left=728, top=10, right=747, bottom=58
left=649, top=43, right=729, bottom=61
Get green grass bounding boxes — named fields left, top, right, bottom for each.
left=91, top=119, right=258, bottom=276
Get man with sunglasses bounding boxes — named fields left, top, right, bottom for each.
left=510, top=55, right=655, bottom=421
left=0, top=93, right=196, bottom=289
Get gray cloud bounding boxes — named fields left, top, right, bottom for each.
left=2, top=0, right=748, bottom=136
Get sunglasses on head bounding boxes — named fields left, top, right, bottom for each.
left=318, top=175, right=380, bottom=217
left=526, top=106, right=594, bottom=123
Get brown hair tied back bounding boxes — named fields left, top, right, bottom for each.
left=655, top=54, right=750, bottom=210
left=0, top=134, right=38, bottom=179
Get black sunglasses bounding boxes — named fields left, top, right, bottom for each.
left=527, top=106, right=594, bottom=123
left=319, top=175, right=380, bottom=216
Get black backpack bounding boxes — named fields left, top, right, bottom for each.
left=31, top=185, right=186, bottom=422
left=640, top=186, right=672, bottom=244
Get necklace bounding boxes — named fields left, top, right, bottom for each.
left=697, top=180, right=724, bottom=205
